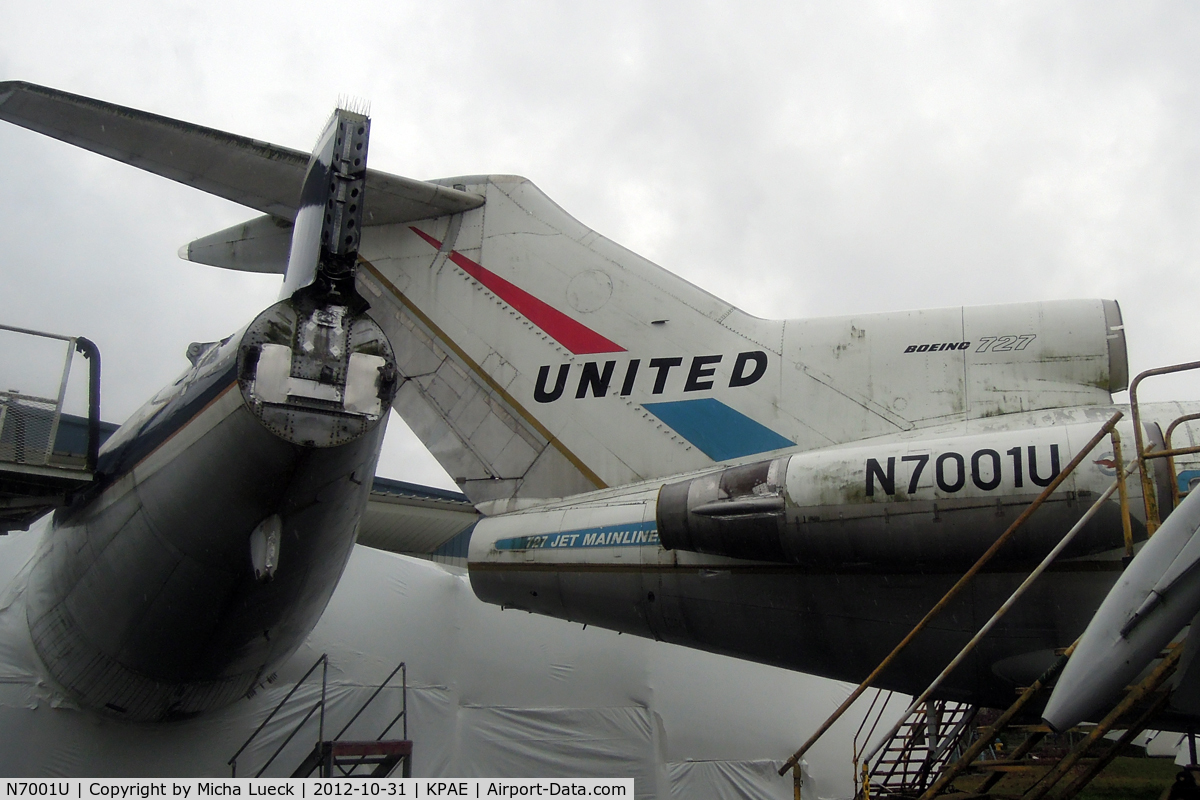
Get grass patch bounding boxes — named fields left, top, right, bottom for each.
left=950, top=756, right=1179, bottom=799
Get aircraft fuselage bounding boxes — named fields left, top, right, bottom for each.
left=470, top=404, right=1197, bottom=709
left=26, top=291, right=396, bottom=721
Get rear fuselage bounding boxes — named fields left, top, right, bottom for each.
left=469, top=403, right=1197, bottom=709
left=27, top=294, right=395, bottom=721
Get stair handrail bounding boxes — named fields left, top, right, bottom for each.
left=858, top=445, right=1141, bottom=769
left=1129, top=360, right=1200, bottom=535
left=1163, top=412, right=1200, bottom=510
left=332, top=659, right=407, bottom=742
left=851, top=689, right=895, bottom=798
left=325, top=660, right=408, bottom=778
left=779, top=412, right=1123, bottom=776
left=229, top=653, right=329, bottom=777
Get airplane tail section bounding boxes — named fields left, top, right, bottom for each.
left=353, top=175, right=1128, bottom=505
left=0, top=82, right=1128, bottom=507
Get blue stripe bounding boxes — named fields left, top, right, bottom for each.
left=96, top=362, right=238, bottom=481
left=643, top=398, right=794, bottom=461
left=495, top=521, right=659, bottom=551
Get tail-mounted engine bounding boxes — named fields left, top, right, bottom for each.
left=657, top=458, right=790, bottom=562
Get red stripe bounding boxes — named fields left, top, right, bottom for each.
left=410, top=227, right=625, bottom=354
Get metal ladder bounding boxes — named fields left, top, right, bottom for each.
left=866, top=700, right=977, bottom=797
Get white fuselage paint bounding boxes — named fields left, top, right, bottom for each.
left=469, top=403, right=1199, bottom=708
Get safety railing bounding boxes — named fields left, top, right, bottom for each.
left=0, top=323, right=101, bottom=472
left=332, top=660, right=407, bottom=744
left=228, top=655, right=409, bottom=778
left=316, top=661, right=408, bottom=778
left=779, top=412, right=1127, bottom=780
left=1129, top=360, right=1200, bottom=535
left=851, top=690, right=898, bottom=798
left=1165, top=412, right=1200, bottom=508
left=229, top=654, right=329, bottom=778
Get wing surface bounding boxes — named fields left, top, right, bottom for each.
left=0, top=81, right=483, bottom=224
left=358, top=477, right=479, bottom=557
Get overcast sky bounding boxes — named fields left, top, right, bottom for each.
left=3, top=2, right=1200, bottom=490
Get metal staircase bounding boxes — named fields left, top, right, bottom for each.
left=865, top=700, right=977, bottom=797
left=229, top=655, right=412, bottom=778
left=778, top=369, right=1200, bottom=798
left=919, top=640, right=1181, bottom=799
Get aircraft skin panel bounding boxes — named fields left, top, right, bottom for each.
left=358, top=257, right=605, bottom=503
left=782, top=300, right=1120, bottom=429
left=474, top=565, right=1111, bottom=710
left=0, top=82, right=484, bottom=226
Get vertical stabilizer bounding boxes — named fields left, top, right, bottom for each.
left=357, top=176, right=1122, bottom=506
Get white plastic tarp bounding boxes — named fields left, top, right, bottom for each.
left=0, top=522, right=893, bottom=799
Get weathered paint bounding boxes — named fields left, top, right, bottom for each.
left=469, top=403, right=1200, bottom=707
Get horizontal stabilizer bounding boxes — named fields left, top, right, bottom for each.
left=360, top=477, right=479, bottom=557
left=0, top=81, right=483, bottom=224
left=179, top=214, right=293, bottom=273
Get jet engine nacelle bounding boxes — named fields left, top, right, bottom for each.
left=473, top=419, right=1145, bottom=581
left=658, top=423, right=1137, bottom=569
